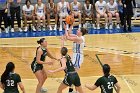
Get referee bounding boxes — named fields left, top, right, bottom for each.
left=123, top=0, right=136, bottom=32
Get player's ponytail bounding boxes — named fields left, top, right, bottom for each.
left=103, top=64, right=110, bottom=77
left=37, top=38, right=45, bottom=44
left=1, top=62, right=15, bottom=84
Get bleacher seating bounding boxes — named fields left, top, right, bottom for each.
left=1, top=0, right=140, bottom=30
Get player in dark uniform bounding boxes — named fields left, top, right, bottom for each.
left=31, top=38, right=58, bottom=93
left=85, top=64, right=121, bottom=93
left=48, top=47, right=84, bottom=93
left=0, top=62, right=25, bottom=93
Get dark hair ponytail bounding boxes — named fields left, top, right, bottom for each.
left=1, top=62, right=15, bottom=84
left=103, top=64, right=110, bottom=77
left=37, top=38, right=45, bottom=44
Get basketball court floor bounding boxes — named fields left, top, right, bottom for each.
left=0, top=28, right=140, bottom=93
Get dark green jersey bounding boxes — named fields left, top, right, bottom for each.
left=1, top=73, right=21, bottom=93
left=61, top=55, right=75, bottom=73
left=33, top=46, right=47, bottom=62
left=95, top=75, right=118, bottom=93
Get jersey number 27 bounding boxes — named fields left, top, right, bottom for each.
left=107, top=82, right=114, bottom=89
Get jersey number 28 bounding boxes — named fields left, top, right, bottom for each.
left=6, top=80, right=15, bottom=86
left=107, top=82, right=114, bottom=89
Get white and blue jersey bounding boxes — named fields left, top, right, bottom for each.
left=72, top=36, right=85, bottom=68
left=35, top=3, right=45, bottom=17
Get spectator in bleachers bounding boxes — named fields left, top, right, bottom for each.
left=117, top=0, right=123, bottom=26
left=46, top=0, right=58, bottom=31
left=123, top=0, right=136, bottom=32
left=7, top=2, right=11, bottom=31
left=22, top=0, right=36, bottom=32
left=83, top=0, right=96, bottom=29
left=0, top=0, right=8, bottom=33
left=107, top=0, right=120, bottom=29
left=95, top=0, right=108, bottom=29
left=70, top=0, right=82, bottom=29
left=9, top=0, right=22, bottom=32
left=57, top=0, right=70, bottom=31
left=35, top=0, right=46, bottom=31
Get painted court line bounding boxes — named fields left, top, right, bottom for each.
left=23, top=75, right=140, bottom=80
left=122, top=75, right=134, bottom=93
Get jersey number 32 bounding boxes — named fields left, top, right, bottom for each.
left=6, top=80, right=15, bottom=86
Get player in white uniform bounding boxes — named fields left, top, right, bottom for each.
left=64, top=26, right=87, bottom=70
left=107, top=0, right=120, bottom=29
left=83, top=0, right=96, bottom=29
left=57, top=0, right=70, bottom=31
left=70, top=0, right=82, bottom=29
left=46, top=0, right=57, bottom=30
left=95, top=0, right=108, bottom=29
left=64, top=25, right=87, bottom=93
left=35, top=0, right=46, bottom=31
left=22, top=0, right=36, bottom=32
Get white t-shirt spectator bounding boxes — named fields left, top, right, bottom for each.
left=22, top=5, right=34, bottom=16
left=95, top=1, right=107, bottom=14
left=107, top=2, right=118, bottom=14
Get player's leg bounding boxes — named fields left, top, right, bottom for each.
left=74, top=73, right=84, bottom=93
left=115, top=12, right=120, bottom=29
left=127, top=15, right=132, bottom=32
left=59, top=13, right=63, bottom=31
left=47, top=12, right=52, bottom=30
left=108, top=13, right=113, bottom=29
left=37, top=16, right=41, bottom=31
left=57, top=83, right=68, bottom=93
left=35, top=70, right=44, bottom=93
left=104, top=13, right=108, bottom=29
left=91, top=13, right=96, bottom=29
left=16, top=6, right=22, bottom=32
left=75, top=86, right=84, bottom=93
left=42, top=15, right=46, bottom=31
left=96, top=13, right=101, bottom=29
left=54, top=13, right=58, bottom=30
left=82, top=12, right=86, bottom=28
left=32, top=15, right=36, bottom=31
left=78, top=12, right=82, bottom=29
left=42, top=68, right=47, bottom=84
left=23, top=15, right=28, bottom=31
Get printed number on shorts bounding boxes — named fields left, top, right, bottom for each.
left=6, top=80, right=15, bottom=86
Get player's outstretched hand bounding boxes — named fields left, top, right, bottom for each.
left=46, top=61, right=53, bottom=65
left=48, top=70, right=54, bottom=74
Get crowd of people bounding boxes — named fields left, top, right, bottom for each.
left=0, top=0, right=136, bottom=33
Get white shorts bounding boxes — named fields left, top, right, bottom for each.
left=37, top=13, right=45, bottom=17
left=59, top=12, right=68, bottom=17
left=72, top=53, right=84, bottom=68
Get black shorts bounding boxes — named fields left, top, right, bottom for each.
left=63, top=72, right=81, bottom=87
left=31, top=61, right=43, bottom=73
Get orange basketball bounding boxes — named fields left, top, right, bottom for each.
left=65, top=15, right=75, bottom=25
